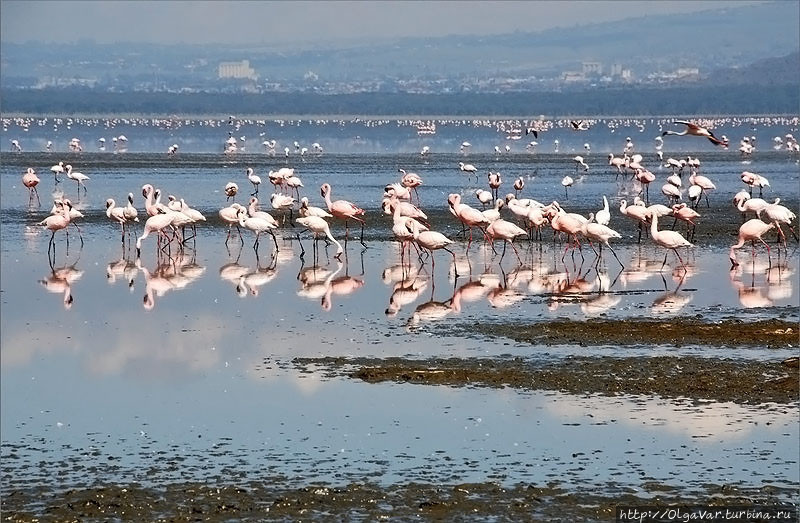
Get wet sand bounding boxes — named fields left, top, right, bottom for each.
left=3, top=480, right=797, bottom=521
left=295, top=354, right=798, bottom=404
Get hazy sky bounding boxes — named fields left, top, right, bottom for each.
left=1, top=0, right=767, bottom=46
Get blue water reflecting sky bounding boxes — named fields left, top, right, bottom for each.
left=1, top=119, right=798, bottom=500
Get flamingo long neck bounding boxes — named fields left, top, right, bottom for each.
left=322, top=187, right=333, bottom=210
left=650, top=213, right=659, bottom=236
left=324, top=225, right=343, bottom=254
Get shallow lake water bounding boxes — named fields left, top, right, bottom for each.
left=1, top=117, right=798, bottom=512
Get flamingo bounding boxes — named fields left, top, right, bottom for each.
left=482, top=199, right=505, bottom=224
left=619, top=199, right=650, bottom=243
left=285, top=175, right=304, bottom=199
left=741, top=171, right=770, bottom=197
left=105, top=198, right=129, bottom=241
left=219, top=203, right=246, bottom=246
left=399, top=169, right=423, bottom=202
left=760, top=200, right=798, bottom=247
left=561, top=176, right=573, bottom=199
left=545, top=204, right=584, bottom=258
left=573, top=155, right=588, bottom=172
left=296, top=216, right=343, bottom=260
left=299, top=197, right=333, bottom=219
left=50, top=162, right=64, bottom=183
left=135, top=209, right=176, bottom=258
left=270, top=193, right=296, bottom=224
left=64, top=164, right=89, bottom=195
left=634, top=169, right=656, bottom=204
left=486, top=219, right=527, bottom=263
left=595, top=196, right=611, bottom=226
left=608, top=153, right=627, bottom=177
left=570, top=120, right=589, bottom=131
left=246, top=167, right=261, bottom=196
left=22, top=167, right=40, bottom=206
left=671, top=203, right=700, bottom=241
left=688, top=171, right=715, bottom=207
left=736, top=196, right=770, bottom=220
left=513, top=177, right=524, bottom=197
left=729, top=219, right=776, bottom=267
left=662, top=120, right=727, bottom=147
left=488, top=171, right=502, bottom=200
left=459, top=162, right=478, bottom=180
left=320, top=182, right=366, bottom=245
left=448, top=193, right=490, bottom=247
left=236, top=207, right=279, bottom=255
left=225, top=182, right=239, bottom=201
left=38, top=199, right=72, bottom=261
left=405, top=218, right=458, bottom=277
left=581, top=213, right=624, bottom=268
left=123, top=193, right=139, bottom=225
left=661, top=183, right=681, bottom=205
left=649, top=211, right=693, bottom=270
left=475, top=189, right=493, bottom=208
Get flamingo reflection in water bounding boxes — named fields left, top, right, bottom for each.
left=39, top=260, right=83, bottom=310
left=385, top=273, right=428, bottom=317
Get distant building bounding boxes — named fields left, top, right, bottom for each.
left=675, top=67, right=700, bottom=79
left=610, top=63, right=623, bottom=76
left=582, top=62, right=602, bottom=76
left=218, top=60, right=257, bottom=80
left=562, top=71, right=585, bottom=83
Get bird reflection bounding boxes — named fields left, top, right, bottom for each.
left=651, top=272, right=692, bottom=316
left=406, top=298, right=454, bottom=329
left=386, top=273, right=428, bottom=316
left=39, top=261, right=83, bottom=309
left=237, top=257, right=278, bottom=298
left=138, top=255, right=205, bottom=310
left=297, top=263, right=337, bottom=305
left=766, top=262, right=794, bottom=301
left=322, top=261, right=365, bottom=311
left=729, top=264, right=774, bottom=308
left=449, top=277, right=491, bottom=313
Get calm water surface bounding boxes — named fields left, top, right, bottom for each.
left=1, top=118, right=798, bottom=503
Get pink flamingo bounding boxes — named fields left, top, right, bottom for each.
left=486, top=218, right=527, bottom=263
left=38, top=199, right=72, bottom=262
left=320, top=183, right=366, bottom=246
left=405, top=218, right=459, bottom=277
left=662, top=120, right=727, bottom=147
left=22, top=167, right=40, bottom=206
left=399, top=169, right=423, bottom=203
left=488, top=171, right=502, bottom=200
left=619, top=199, right=650, bottom=243
left=688, top=171, right=716, bottom=207
left=649, top=211, right=693, bottom=270
left=759, top=200, right=798, bottom=248
left=296, top=215, right=343, bottom=260
left=545, top=205, right=584, bottom=259
left=581, top=213, right=624, bottom=267
left=634, top=168, right=655, bottom=204
left=671, top=203, right=700, bottom=241
left=219, top=203, right=246, bottom=246
left=136, top=210, right=176, bottom=258
left=448, top=193, right=490, bottom=248
left=729, top=219, right=776, bottom=267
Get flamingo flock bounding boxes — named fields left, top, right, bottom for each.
left=10, top=114, right=794, bottom=292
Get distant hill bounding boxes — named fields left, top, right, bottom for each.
left=705, top=52, right=800, bottom=85
left=1, top=1, right=797, bottom=85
